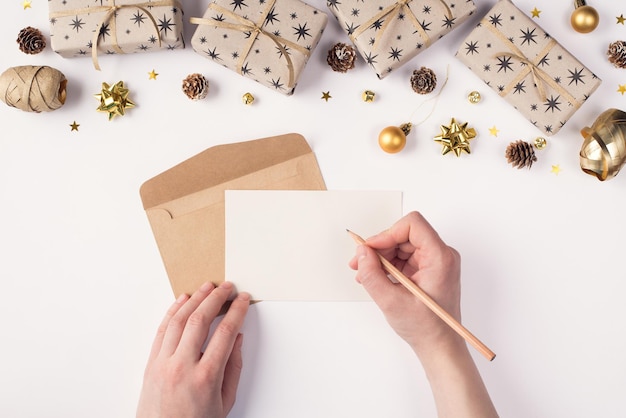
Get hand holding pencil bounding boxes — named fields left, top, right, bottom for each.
left=347, top=211, right=495, bottom=361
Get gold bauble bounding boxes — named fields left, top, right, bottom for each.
left=570, top=0, right=599, bottom=33
left=378, top=126, right=407, bottom=153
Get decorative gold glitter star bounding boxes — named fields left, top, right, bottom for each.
left=531, top=7, right=541, bottom=18
left=617, top=14, right=626, bottom=24
left=489, top=126, right=499, bottom=137
left=434, top=118, right=477, bottom=157
left=148, top=69, right=159, bottom=80
left=22, top=0, right=31, bottom=10
left=94, top=81, right=135, bottom=121
left=551, top=164, right=561, bottom=175
left=618, top=84, right=626, bottom=95
left=70, top=121, right=80, bottom=131
left=321, top=91, right=331, bottom=101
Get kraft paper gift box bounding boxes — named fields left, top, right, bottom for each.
left=455, top=0, right=601, bottom=136
left=48, top=0, right=185, bottom=69
left=140, top=133, right=326, bottom=298
left=190, top=0, right=328, bottom=95
left=326, top=0, right=475, bottom=79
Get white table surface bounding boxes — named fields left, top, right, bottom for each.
left=2, top=0, right=625, bottom=417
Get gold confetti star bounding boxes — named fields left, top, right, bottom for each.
left=531, top=7, right=541, bottom=18
left=488, top=126, right=499, bottom=137
left=22, top=0, right=31, bottom=9
left=148, top=69, right=159, bottom=80
left=617, top=14, right=626, bottom=24
left=618, top=84, right=626, bottom=95
left=551, top=164, right=561, bottom=175
left=70, top=121, right=80, bottom=131
left=321, top=91, right=331, bottom=101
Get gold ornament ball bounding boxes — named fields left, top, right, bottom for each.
left=571, top=2, right=599, bottom=33
left=468, top=91, right=481, bottom=104
left=378, top=126, right=406, bottom=153
left=242, top=92, right=255, bottom=105
left=534, top=137, right=547, bottom=150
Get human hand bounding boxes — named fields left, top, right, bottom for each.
left=348, top=211, right=462, bottom=357
left=136, top=281, right=250, bottom=418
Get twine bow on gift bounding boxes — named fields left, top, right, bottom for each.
left=483, top=23, right=579, bottom=107
left=190, top=0, right=311, bottom=90
left=49, top=0, right=182, bottom=70
left=349, top=0, right=452, bottom=51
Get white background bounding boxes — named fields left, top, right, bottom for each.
left=1, top=0, right=626, bottom=417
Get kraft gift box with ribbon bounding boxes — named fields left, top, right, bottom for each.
left=327, top=0, right=475, bottom=79
left=455, top=0, right=601, bottom=136
left=190, top=0, right=327, bottom=96
left=48, top=0, right=185, bottom=70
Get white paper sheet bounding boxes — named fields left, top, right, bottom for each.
left=225, top=190, right=403, bottom=301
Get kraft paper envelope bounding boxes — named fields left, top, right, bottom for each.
left=140, top=133, right=326, bottom=298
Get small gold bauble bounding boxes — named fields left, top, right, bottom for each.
left=534, top=137, right=547, bottom=150
left=378, top=125, right=407, bottom=153
left=362, top=90, right=375, bottom=102
left=570, top=0, right=599, bottom=33
left=468, top=91, right=481, bottom=104
left=242, top=92, right=255, bottom=105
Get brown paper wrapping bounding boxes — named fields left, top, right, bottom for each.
left=455, top=0, right=601, bottom=136
left=0, top=66, right=67, bottom=112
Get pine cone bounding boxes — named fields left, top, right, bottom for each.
left=182, top=73, right=209, bottom=100
left=505, top=140, right=537, bottom=169
left=17, top=26, right=46, bottom=55
left=410, top=67, right=437, bottom=94
left=327, top=43, right=356, bottom=73
left=608, top=40, right=626, bottom=69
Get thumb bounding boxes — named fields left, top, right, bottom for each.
left=355, top=245, right=397, bottom=303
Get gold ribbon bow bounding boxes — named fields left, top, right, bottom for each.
left=190, top=0, right=311, bottom=90
left=483, top=21, right=579, bottom=106
left=49, top=0, right=182, bottom=70
left=350, top=0, right=452, bottom=51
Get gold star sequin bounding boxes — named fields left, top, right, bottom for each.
left=22, top=0, right=31, bottom=10
left=321, top=91, right=331, bottom=101
left=148, top=69, right=158, bottom=80
left=70, top=121, right=80, bottom=131
left=618, top=84, right=626, bottom=95
left=551, top=164, right=561, bottom=175
left=531, top=7, right=541, bottom=18
left=489, top=126, right=499, bottom=137
left=434, top=118, right=476, bottom=157
left=617, top=14, right=626, bottom=24
left=94, top=81, right=135, bottom=121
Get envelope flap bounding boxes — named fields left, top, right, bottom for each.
left=140, top=133, right=313, bottom=210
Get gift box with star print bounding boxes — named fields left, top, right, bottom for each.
left=455, top=0, right=601, bottom=136
left=48, top=0, right=185, bottom=63
left=326, top=0, right=475, bottom=79
left=190, top=0, right=328, bottom=95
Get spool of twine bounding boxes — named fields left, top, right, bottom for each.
left=0, top=65, right=67, bottom=112
left=579, top=108, right=626, bottom=181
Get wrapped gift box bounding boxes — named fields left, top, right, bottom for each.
left=190, top=0, right=327, bottom=96
left=327, top=0, right=475, bottom=79
left=455, top=0, right=601, bottom=136
left=48, top=0, right=185, bottom=67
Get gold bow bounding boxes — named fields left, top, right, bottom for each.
left=49, top=0, right=182, bottom=70
left=579, top=108, right=626, bottom=181
left=190, top=0, right=311, bottom=90
left=350, top=0, right=452, bottom=51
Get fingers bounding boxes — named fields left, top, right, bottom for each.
left=221, top=333, right=244, bottom=413
left=148, top=293, right=189, bottom=362
left=159, top=281, right=216, bottom=356
left=200, top=292, right=250, bottom=373
left=367, top=211, right=445, bottom=252
left=354, top=245, right=402, bottom=307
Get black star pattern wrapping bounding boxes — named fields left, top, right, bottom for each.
left=455, top=0, right=601, bottom=136
left=48, top=0, right=185, bottom=65
left=326, top=0, right=475, bottom=79
left=190, top=0, right=327, bottom=96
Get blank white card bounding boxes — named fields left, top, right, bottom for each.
left=225, top=190, right=403, bottom=301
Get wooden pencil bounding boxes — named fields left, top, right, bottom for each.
left=347, top=229, right=496, bottom=361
